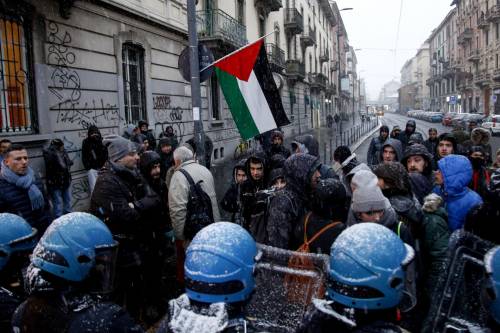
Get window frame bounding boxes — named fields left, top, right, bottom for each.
left=0, top=11, right=37, bottom=135
left=122, top=43, right=147, bottom=124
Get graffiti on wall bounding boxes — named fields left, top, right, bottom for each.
left=47, top=21, right=122, bottom=129
left=153, top=94, right=188, bottom=142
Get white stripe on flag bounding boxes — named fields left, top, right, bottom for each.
left=237, top=70, right=277, bottom=133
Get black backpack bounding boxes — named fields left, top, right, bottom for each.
left=178, top=168, right=214, bottom=240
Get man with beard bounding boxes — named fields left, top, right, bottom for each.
left=267, top=130, right=291, bottom=160
left=380, top=139, right=403, bottom=164
left=82, top=125, right=108, bottom=192
left=91, top=135, right=161, bottom=320
left=266, top=153, right=322, bottom=249
left=401, top=144, right=434, bottom=204
left=424, top=128, right=438, bottom=158
left=367, top=125, right=389, bottom=166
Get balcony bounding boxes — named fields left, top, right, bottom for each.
left=458, top=28, right=473, bottom=44
left=474, top=71, right=491, bottom=86
left=330, top=60, right=338, bottom=71
left=285, top=60, right=305, bottom=83
left=300, top=26, right=316, bottom=47
left=284, top=8, right=303, bottom=35
left=308, top=73, right=327, bottom=92
left=467, top=49, right=481, bottom=62
left=426, top=78, right=434, bottom=86
left=254, top=0, right=282, bottom=15
left=478, top=14, right=489, bottom=29
left=197, top=9, right=247, bottom=51
left=443, top=68, right=456, bottom=78
left=265, top=43, right=285, bottom=73
left=493, top=68, right=500, bottom=81
left=319, top=51, right=329, bottom=63
left=488, top=5, right=500, bottom=22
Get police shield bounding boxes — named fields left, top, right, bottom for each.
left=244, top=244, right=329, bottom=332
left=425, top=230, right=496, bottom=333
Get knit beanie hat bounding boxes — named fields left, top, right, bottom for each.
left=139, top=150, right=161, bottom=176
left=351, top=169, right=378, bottom=191
left=103, top=135, right=137, bottom=162
left=351, top=184, right=390, bottom=213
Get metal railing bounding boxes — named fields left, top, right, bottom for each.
left=284, top=8, right=304, bottom=33
left=196, top=9, right=247, bottom=48
left=265, top=43, right=285, bottom=70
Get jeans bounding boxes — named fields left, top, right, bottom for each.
left=50, top=186, right=72, bottom=218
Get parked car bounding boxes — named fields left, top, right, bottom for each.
left=481, top=115, right=500, bottom=136
left=460, top=113, right=485, bottom=129
left=442, top=113, right=457, bottom=126
left=450, top=113, right=469, bottom=128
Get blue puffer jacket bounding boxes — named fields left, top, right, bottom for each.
left=433, top=155, right=482, bottom=231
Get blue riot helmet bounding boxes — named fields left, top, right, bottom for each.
left=31, top=212, right=118, bottom=293
left=0, top=213, right=37, bottom=271
left=328, top=223, right=415, bottom=310
left=184, top=222, right=258, bottom=303
left=484, top=246, right=500, bottom=324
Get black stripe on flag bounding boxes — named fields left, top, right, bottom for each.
left=252, top=45, right=290, bottom=128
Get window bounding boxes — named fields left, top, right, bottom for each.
left=0, top=14, right=36, bottom=134
left=237, top=0, right=245, bottom=25
left=122, top=44, right=146, bottom=123
left=209, top=74, right=221, bottom=120
left=496, top=54, right=498, bottom=68
left=496, top=23, right=499, bottom=40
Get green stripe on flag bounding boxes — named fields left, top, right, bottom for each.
left=215, top=68, right=260, bottom=140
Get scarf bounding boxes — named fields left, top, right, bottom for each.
left=1, top=162, right=44, bottom=210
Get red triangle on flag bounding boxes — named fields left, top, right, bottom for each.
left=213, top=40, right=263, bottom=82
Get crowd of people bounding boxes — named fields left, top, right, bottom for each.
left=0, top=117, right=499, bottom=332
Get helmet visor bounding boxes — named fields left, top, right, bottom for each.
left=9, top=228, right=38, bottom=251
left=87, top=244, right=118, bottom=294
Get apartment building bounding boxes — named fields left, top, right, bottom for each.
left=399, top=42, right=431, bottom=111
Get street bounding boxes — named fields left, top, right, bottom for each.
left=355, top=112, right=500, bottom=164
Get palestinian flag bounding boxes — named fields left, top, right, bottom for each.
left=214, top=39, right=290, bottom=140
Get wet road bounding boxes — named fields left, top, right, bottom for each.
left=355, top=112, right=500, bottom=164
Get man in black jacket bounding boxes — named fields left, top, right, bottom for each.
left=43, top=139, right=73, bottom=218
left=239, top=150, right=268, bottom=228
left=398, top=120, right=417, bottom=150
left=138, top=120, right=156, bottom=151
left=0, top=144, right=51, bottom=234
left=81, top=125, right=107, bottom=192
left=90, top=135, right=161, bottom=320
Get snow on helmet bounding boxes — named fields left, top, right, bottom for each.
left=484, top=246, right=500, bottom=324
left=328, top=223, right=414, bottom=310
left=184, top=222, right=258, bottom=303
left=0, top=213, right=37, bottom=271
left=31, top=212, right=118, bottom=289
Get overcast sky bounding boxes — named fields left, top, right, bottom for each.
left=335, top=0, right=454, bottom=100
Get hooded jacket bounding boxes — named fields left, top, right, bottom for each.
left=398, top=120, right=416, bottom=150
left=462, top=127, right=493, bottom=164
left=401, top=144, right=433, bottom=177
left=366, top=126, right=389, bottom=165
left=240, top=150, right=268, bottom=226
left=221, top=159, right=246, bottom=220
left=433, top=154, right=483, bottom=231
left=43, top=139, right=73, bottom=190
left=81, top=125, right=107, bottom=170
left=267, top=131, right=291, bottom=159
left=292, top=134, right=336, bottom=179
left=267, top=154, right=320, bottom=249
left=138, top=120, right=157, bottom=151
left=380, top=139, right=403, bottom=163
left=157, top=137, right=177, bottom=179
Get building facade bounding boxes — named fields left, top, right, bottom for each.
left=399, top=42, right=431, bottom=111
left=0, top=0, right=354, bottom=210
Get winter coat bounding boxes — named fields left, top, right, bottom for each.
left=294, top=212, right=346, bottom=254
left=409, top=172, right=433, bottom=205
left=186, top=135, right=214, bottom=170
left=0, top=172, right=51, bottom=234
left=433, top=154, right=483, bottom=231
left=366, top=135, right=386, bottom=166
left=423, top=138, right=438, bottom=158
left=267, top=131, right=291, bottom=159
left=43, top=145, right=73, bottom=190
left=296, top=299, right=403, bottom=333
left=157, top=137, right=177, bottom=179
left=12, top=266, right=143, bottom=333
left=462, top=128, right=493, bottom=164
left=0, top=286, right=20, bottom=332
left=240, top=151, right=268, bottom=226
left=398, top=123, right=416, bottom=150
left=381, top=139, right=403, bottom=162
left=420, top=194, right=450, bottom=298
left=168, top=160, right=220, bottom=240
left=81, top=126, right=107, bottom=170
left=469, top=167, right=490, bottom=199
left=220, top=160, right=246, bottom=222
left=266, top=154, right=320, bottom=249
left=292, top=135, right=336, bottom=179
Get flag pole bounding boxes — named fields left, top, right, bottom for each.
left=200, top=30, right=277, bottom=73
